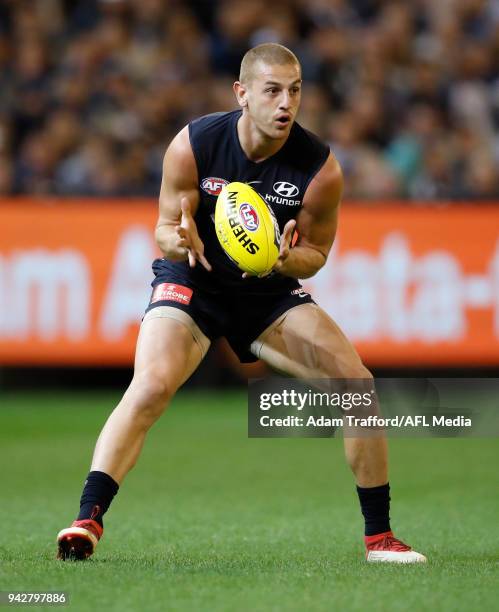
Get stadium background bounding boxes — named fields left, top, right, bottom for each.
left=1, top=0, right=499, bottom=382
left=1, top=1, right=498, bottom=611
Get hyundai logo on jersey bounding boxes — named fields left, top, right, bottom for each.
left=273, top=181, right=299, bottom=197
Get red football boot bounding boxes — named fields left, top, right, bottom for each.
left=365, top=531, right=427, bottom=563
left=57, top=519, right=103, bottom=560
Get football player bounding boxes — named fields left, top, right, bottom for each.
left=57, top=44, right=426, bottom=564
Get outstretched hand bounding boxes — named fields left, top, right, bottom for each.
left=175, top=197, right=212, bottom=271
left=274, top=219, right=296, bottom=271
left=242, top=219, right=296, bottom=279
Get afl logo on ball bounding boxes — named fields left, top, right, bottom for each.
left=273, top=181, right=299, bottom=197
left=239, top=203, right=259, bottom=231
left=201, top=177, right=229, bottom=195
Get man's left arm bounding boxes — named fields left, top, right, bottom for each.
left=275, top=153, right=343, bottom=279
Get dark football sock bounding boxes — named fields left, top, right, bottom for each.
left=77, top=471, right=119, bottom=527
left=356, top=483, right=391, bottom=536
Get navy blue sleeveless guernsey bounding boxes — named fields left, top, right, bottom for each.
left=162, top=109, right=329, bottom=294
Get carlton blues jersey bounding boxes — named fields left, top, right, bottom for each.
left=161, top=109, right=329, bottom=294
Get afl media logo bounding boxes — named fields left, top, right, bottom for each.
left=273, top=181, right=299, bottom=197
left=239, top=203, right=259, bottom=231
left=201, top=177, right=229, bottom=196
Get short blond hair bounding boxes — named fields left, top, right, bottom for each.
left=239, top=43, right=301, bottom=84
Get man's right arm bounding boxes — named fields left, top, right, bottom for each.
left=155, top=127, right=210, bottom=270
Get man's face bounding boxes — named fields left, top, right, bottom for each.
left=238, top=61, right=302, bottom=140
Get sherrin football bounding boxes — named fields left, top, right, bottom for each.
left=215, top=182, right=281, bottom=275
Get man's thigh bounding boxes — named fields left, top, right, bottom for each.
left=134, top=307, right=211, bottom=388
left=251, top=303, right=369, bottom=379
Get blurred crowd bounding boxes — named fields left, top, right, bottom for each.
left=0, top=0, right=498, bottom=199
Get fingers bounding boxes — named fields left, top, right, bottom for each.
left=278, top=243, right=290, bottom=262
left=189, top=234, right=211, bottom=270
left=242, top=220, right=296, bottom=278
left=184, top=243, right=210, bottom=269
left=242, top=270, right=270, bottom=279
left=281, top=220, right=296, bottom=248
left=180, top=197, right=192, bottom=218
left=176, top=202, right=211, bottom=270
left=175, top=225, right=188, bottom=247
left=197, top=253, right=212, bottom=272
left=176, top=226, right=211, bottom=270
left=187, top=249, right=211, bottom=271
left=278, top=219, right=296, bottom=262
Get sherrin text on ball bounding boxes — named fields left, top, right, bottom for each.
left=215, top=181, right=280, bottom=275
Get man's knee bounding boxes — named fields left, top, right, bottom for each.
left=341, top=362, right=373, bottom=380
left=316, top=347, right=372, bottom=379
left=126, top=370, right=176, bottom=425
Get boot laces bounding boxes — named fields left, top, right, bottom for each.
left=379, top=534, right=411, bottom=551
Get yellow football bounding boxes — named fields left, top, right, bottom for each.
left=215, top=182, right=280, bottom=275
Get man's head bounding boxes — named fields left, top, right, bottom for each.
left=234, top=43, right=302, bottom=140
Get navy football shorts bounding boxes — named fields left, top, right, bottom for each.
left=144, top=259, right=314, bottom=363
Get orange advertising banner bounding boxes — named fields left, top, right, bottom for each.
left=0, top=199, right=498, bottom=366
left=0, top=199, right=158, bottom=365
left=304, top=204, right=499, bottom=366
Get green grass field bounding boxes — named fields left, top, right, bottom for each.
left=0, top=390, right=498, bottom=612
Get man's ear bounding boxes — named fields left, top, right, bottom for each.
left=233, top=81, right=248, bottom=108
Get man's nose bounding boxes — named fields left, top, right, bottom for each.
left=279, top=91, right=291, bottom=109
